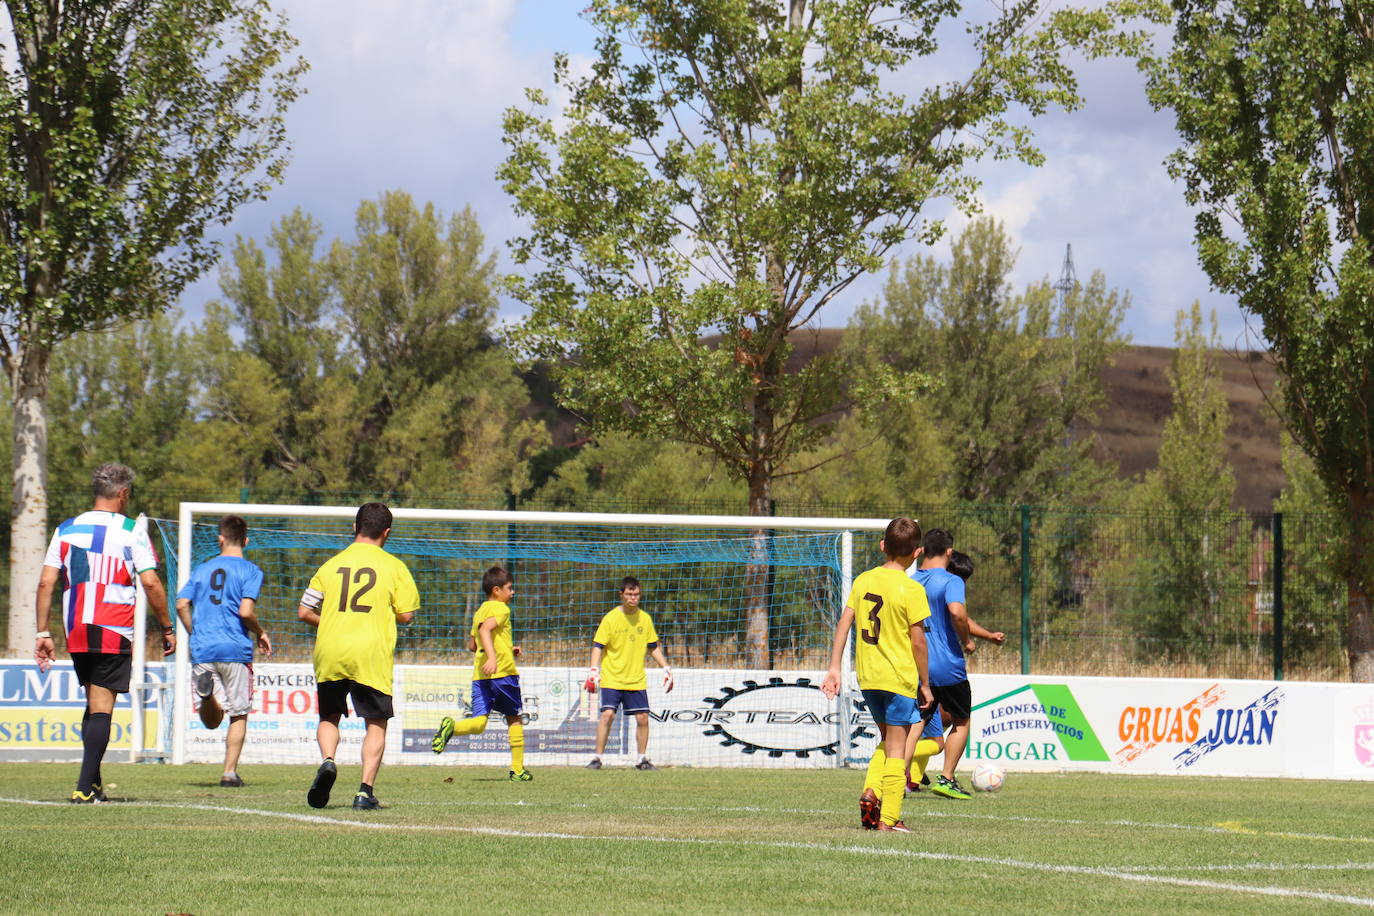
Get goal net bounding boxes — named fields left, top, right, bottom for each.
left=155, top=504, right=889, bottom=769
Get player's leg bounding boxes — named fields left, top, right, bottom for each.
left=218, top=663, right=252, bottom=784
left=496, top=677, right=531, bottom=781
left=352, top=685, right=394, bottom=808
left=930, top=681, right=973, bottom=800
left=857, top=689, right=892, bottom=829
left=877, top=720, right=913, bottom=830
left=942, top=717, right=970, bottom=779
left=359, top=718, right=386, bottom=786
left=194, top=664, right=223, bottom=729
left=308, top=680, right=347, bottom=808
left=222, top=716, right=248, bottom=783
left=77, top=681, right=116, bottom=800
left=451, top=678, right=493, bottom=736
left=619, top=690, right=654, bottom=769
left=589, top=704, right=615, bottom=768
left=906, top=704, right=944, bottom=791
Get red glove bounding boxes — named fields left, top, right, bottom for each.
left=583, top=666, right=599, bottom=693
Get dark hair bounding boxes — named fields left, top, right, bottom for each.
left=619, top=576, right=641, bottom=593
left=355, top=502, right=392, bottom=539
left=92, top=462, right=136, bottom=500
left=218, top=514, right=248, bottom=546
left=482, top=565, right=513, bottom=596
left=948, top=550, right=974, bottom=581
left=922, top=527, right=955, bottom=557
left=883, top=517, right=922, bottom=557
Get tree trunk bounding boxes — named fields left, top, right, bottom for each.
left=8, top=341, right=50, bottom=656
left=1348, top=492, right=1374, bottom=682
left=745, top=461, right=772, bottom=669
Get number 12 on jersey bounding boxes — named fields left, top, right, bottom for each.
left=335, top=566, right=377, bottom=613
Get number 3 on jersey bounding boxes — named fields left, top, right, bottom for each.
left=335, top=566, right=377, bottom=613
left=859, top=592, right=883, bottom=645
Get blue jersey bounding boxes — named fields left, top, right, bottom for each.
left=177, top=555, right=264, bottom=664
left=910, top=566, right=967, bottom=686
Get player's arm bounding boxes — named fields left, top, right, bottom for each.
left=649, top=644, right=673, bottom=693
left=34, top=565, right=60, bottom=671
left=477, top=616, right=499, bottom=677
left=176, top=598, right=194, bottom=633
left=909, top=621, right=934, bottom=708
left=947, top=599, right=973, bottom=654
left=820, top=605, right=856, bottom=699
left=239, top=598, right=272, bottom=656
left=139, top=569, right=175, bottom=656
left=967, top=616, right=1005, bottom=646
left=585, top=644, right=603, bottom=692
left=297, top=583, right=324, bottom=628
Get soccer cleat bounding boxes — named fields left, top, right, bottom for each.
left=90, top=782, right=108, bottom=802
left=585, top=757, right=602, bottom=770
left=877, top=820, right=912, bottom=833
left=431, top=716, right=455, bottom=754
left=932, top=775, right=971, bottom=800
left=352, top=792, right=381, bottom=810
left=220, top=774, right=245, bottom=787
left=307, top=759, right=337, bottom=808
left=69, top=789, right=106, bottom=805
left=858, top=788, right=881, bottom=829
left=509, top=769, right=534, bottom=782
left=195, top=670, right=215, bottom=698
left=634, top=759, right=658, bottom=771
left=905, top=772, right=932, bottom=794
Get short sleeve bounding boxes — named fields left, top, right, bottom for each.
left=592, top=612, right=613, bottom=646
left=392, top=560, right=420, bottom=616
left=175, top=569, right=199, bottom=603
left=242, top=563, right=265, bottom=602
left=945, top=574, right=966, bottom=606
left=307, top=568, right=325, bottom=596
left=644, top=614, right=659, bottom=644
left=906, top=579, right=931, bottom=626
left=43, top=529, right=63, bottom=568
left=844, top=582, right=861, bottom=612
left=131, top=527, right=158, bottom=573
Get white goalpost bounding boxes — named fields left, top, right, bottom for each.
left=161, top=502, right=892, bottom=769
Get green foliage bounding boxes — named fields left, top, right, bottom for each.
left=848, top=217, right=1128, bottom=506
left=502, top=0, right=1149, bottom=514
left=1146, top=0, right=1374, bottom=677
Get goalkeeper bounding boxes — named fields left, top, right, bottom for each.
left=431, top=566, right=532, bottom=781
left=583, top=576, right=674, bottom=771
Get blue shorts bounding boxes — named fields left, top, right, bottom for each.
left=861, top=689, right=920, bottom=727
left=920, top=703, right=945, bottom=740
left=471, top=675, right=523, bottom=718
left=599, top=687, right=650, bottom=714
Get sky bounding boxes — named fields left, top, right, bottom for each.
left=176, top=0, right=1254, bottom=351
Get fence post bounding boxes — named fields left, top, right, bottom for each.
left=1272, top=512, right=1284, bottom=681
left=1020, top=504, right=1031, bottom=676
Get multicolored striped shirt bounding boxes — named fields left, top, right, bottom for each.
left=44, top=511, right=159, bottom=654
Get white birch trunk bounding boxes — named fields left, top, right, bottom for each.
left=8, top=343, right=49, bottom=655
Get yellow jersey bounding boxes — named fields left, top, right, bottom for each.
left=593, top=606, right=660, bottom=691
left=471, top=599, right=518, bottom=681
left=846, top=566, right=930, bottom=697
left=309, top=542, right=420, bottom=695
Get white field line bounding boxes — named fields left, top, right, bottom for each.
left=3, top=797, right=1373, bottom=908
left=1118, top=862, right=1374, bottom=874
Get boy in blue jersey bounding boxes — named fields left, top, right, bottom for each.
left=175, top=515, right=271, bottom=787
left=909, top=532, right=1004, bottom=800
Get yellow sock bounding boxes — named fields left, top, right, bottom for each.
left=880, top=757, right=906, bottom=825
left=863, top=746, right=887, bottom=795
left=913, top=738, right=939, bottom=782
left=509, top=721, right=525, bottom=773
left=453, top=714, right=488, bottom=736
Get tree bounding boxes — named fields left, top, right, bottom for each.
left=1146, top=0, right=1374, bottom=679
left=0, top=1, right=304, bottom=652
left=502, top=0, right=1143, bottom=664
left=1130, top=304, right=1245, bottom=661
left=849, top=217, right=1128, bottom=506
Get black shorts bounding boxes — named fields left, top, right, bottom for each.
left=318, top=679, right=394, bottom=720
left=71, top=652, right=132, bottom=694
left=931, top=680, right=973, bottom=722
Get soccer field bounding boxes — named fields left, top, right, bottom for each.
left=2, top=763, right=1371, bottom=914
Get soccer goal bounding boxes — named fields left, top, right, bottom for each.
left=156, top=503, right=892, bottom=769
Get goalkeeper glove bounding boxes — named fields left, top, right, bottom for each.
left=662, top=666, right=675, bottom=693
left=583, top=666, right=599, bottom=692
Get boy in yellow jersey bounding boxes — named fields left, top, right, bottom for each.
left=297, top=503, right=419, bottom=810
left=821, top=517, right=932, bottom=833
left=583, top=576, right=674, bottom=770
left=430, top=566, right=532, bottom=781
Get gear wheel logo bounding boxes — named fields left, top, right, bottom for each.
left=701, top=677, right=870, bottom=759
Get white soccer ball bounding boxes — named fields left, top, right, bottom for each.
left=970, top=763, right=1005, bottom=793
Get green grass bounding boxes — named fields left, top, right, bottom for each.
left=2, top=762, right=1372, bottom=914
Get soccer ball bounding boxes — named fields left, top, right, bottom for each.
left=971, top=763, right=1005, bottom=792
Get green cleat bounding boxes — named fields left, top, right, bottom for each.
left=509, top=769, right=534, bottom=782
left=432, top=716, right=455, bottom=754
left=932, top=775, right=971, bottom=800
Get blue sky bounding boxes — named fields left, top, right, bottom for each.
left=178, top=0, right=1253, bottom=351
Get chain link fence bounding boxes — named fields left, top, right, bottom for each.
left=3, top=487, right=1352, bottom=680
